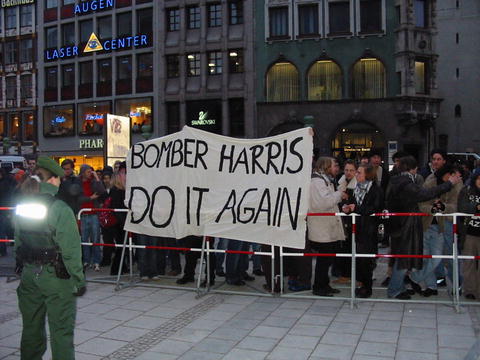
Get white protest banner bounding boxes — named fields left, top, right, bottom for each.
left=124, top=126, right=313, bottom=249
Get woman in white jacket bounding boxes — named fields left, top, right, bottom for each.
left=308, top=157, right=347, bottom=296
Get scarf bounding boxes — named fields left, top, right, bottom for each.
left=354, top=180, right=372, bottom=206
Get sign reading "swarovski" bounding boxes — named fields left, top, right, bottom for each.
left=45, top=32, right=149, bottom=61
left=74, top=0, right=114, bottom=15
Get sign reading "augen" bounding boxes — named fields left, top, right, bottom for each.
left=74, top=0, right=114, bottom=15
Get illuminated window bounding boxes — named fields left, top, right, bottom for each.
left=207, top=51, right=222, bottom=75
left=307, top=60, right=342, bottom=100
left=186, top=53, right=201, bottom=76
left=115, top=97, right=152, bottom=132
left=415, top=60, right=427, bottom=94
left=352, top=58, right=385, bottom=99
left=266, top=62, right=299, bottom=102
left=43, top=104, right=75, bottom=137
left=78, top=101, right=110, bottom=136
left=228, top=49, right=243, bottom=73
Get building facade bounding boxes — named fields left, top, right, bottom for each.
left=435, top=0, right=480, bottom=153
left=255, top=0, right=441, bottom=164
left=0, top=0, right=36, bottom=154
left=36, top=0, right=255, bottom=170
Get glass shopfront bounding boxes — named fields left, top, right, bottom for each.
left=78, top=101, right=111, bottom=135
left=55, top=155, right=104, bottom=174
left=331, top=122, right=385, bottom=160
left=115, top=97, right=152, bottom=133
left=44, top=104, right=75, bottom=137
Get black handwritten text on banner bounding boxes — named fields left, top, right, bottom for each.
left=124, top=126, right=313, bottom=249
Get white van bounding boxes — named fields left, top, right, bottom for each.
left=0, top=156, right=26, bottom=172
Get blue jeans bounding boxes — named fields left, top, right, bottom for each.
left=225, top=239, right=249, bottom=282
left=387, top=260, right=408, bottom=298
left=433, top=220, right=462, bottom=285
left=81, top=214, right=101, bottom=265
left=136, top=234, right=163, bottom=277
left=215, top=238, right=228, bottom=273
left=251, top=243, right=262, bottom=271
left=410, top=225, right=443, bottom=290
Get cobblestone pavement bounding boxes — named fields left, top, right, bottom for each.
left=1, top=245, right=479, bottom=360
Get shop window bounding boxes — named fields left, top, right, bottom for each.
left=97, top=58, right=112, bottom=96
left=352, top=58, right=386, bottom=99
left=166, top=55, right=180, bottom=78
left=20, top=39, right=33, bottom=63
left=137, top=8, right=152, bottom=35
left=62, top=22, right=75, bottom=47
left=228, top=49, right=244, bottom=73
left=207, top=51, right=222, bottom=75
left=43, top=104, right=75, bottom=137
left=360, top=0, right=382, bottom=33
left=269, top=7, right=289, bottom=39
left=9, top=114, right=20, bottom=141
left=20, top=5, right=33, bottom=27
left=24, top=113, right=35, bottom=141
left=166, top=102, right=180, bottom=134
left=117, top=56, right=132, bottom=95
left=137, top=53, right=153, bottom=92
left=80, top=19, right=93, bottom=43
left=187, top=6, right=201, bottom=29
left=46, top=0, right=58, bottom=8
left=78, top=101, right=110, bottom=136
left=266, top=62, right=299, bottom=102
left=45, top=27, right=58, bottom=49
left=186, top=53, right=201, bottom=76
left=116, top=97, right=152, bottom=133
left=97, top=16, right=112, bottom=39
left=117, top=12, right=132, bottom=37
left=79, top=61, right=93, bottom=98
left=0, top=115, right=4, bottom=137
left=307, top=60, right=342, bottom=100
left=298, top=4, right=319, bottom=36
left=329, top=1, right=350, bottom=34
left=415, top=0, right=428, bottom=27
left=229, top=1, right=243, bottom=25
left=208, top=3, right=222, bottom=28
left=167, top=8, right=180, bottom=31
left=62, top=64, right=75, bottom=100
left=229, top=98, right=244, bottom=137
left=454, top=105, right=461, bottom=118
left=5, top=41, right=18, bottom=65
left=20, top=74, right=32, bottom=100
left=6, top=8, right=16, bottom=29
left=45, top=67, right=58, bottom=102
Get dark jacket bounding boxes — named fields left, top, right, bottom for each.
left=348, top=182, right=384, bottom=253
left=57, top=175, right=83, bottom=214
left=110, top=186, right=126, bottom=226
left=458, top=185, right=480, bottom=237
left=387, top=174, right=453, bottom=270
left=377, top=166, right=390, bottom=194
left=0, top=170, right=16, bottom=207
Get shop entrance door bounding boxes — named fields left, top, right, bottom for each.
left=331, top=122, right=385, bottom=162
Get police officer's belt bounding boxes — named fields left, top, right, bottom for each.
left=17, top=245, right=57, bottom=265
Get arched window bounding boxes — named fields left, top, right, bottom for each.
left=266, top=62, right=299, bottom=102
left=307, top=60, right=342, bottom=100
left=454, top=104, right=461, bottom=117
left=352, top=58, right=386, bottom=99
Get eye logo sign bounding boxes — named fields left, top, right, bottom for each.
left=84, top=33, right=103, bottom=53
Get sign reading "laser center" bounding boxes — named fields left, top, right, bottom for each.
left=45, top=32, right=149, bottom=61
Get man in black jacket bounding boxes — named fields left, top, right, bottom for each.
left=57, top=159, right=83, bottom=215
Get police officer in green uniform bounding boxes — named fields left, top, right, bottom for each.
left=15, top=156, right=86, bottom=360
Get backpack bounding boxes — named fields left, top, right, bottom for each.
left=98, top=197, right=117, bottom=228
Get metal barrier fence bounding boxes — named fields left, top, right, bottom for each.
left=2, top=206, right=480, bottom=312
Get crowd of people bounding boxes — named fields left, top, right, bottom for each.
left=1, top=149, right=480, bottom=301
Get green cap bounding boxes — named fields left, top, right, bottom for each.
left=37, top=156, right=64, bottom=177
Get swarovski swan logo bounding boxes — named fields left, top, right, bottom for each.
left=192, top=111, right=216, bottom=126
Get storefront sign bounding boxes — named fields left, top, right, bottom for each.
left=85, top=114, right=104, bottom=121
left=105, top=114, right=130, bottom=166
left=1, top=0, right=34, bottom=7
left=54, top=116, right=66, bottom=124
left=80, top=138, right=104, bottom=149
left=45, top=33, right=149, bottom=61
left=191, top=111, right=216, bottom=126
left=74, top=0, right=113, bottom=15
left=124, top=126, right=313, bottom=249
